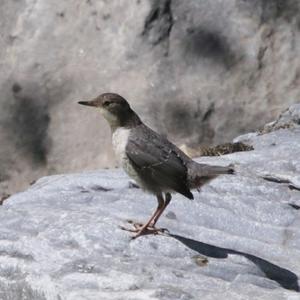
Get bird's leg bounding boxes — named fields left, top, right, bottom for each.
left=126, top=193, right=172, bottom=230
left=120, top=194, right=165, bottom=237
left=132, top=194, right=166, bottom=238
left=150, top=192, right=171, bottom=228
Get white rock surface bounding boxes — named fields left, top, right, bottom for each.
left=0, top=107, right=300, bottom=299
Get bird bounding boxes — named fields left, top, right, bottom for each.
left=78, top=93, right=234, bottom=239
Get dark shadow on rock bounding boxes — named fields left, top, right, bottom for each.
left=170, top=234, right=299, bottom=292
left=128, top=181, right=140, bottom=189
left=7, top=76, right=71, bottom=166
left=289, top=204, right=300, bottom=210
left=163, top=100, right=215, bottom=145
left=10, top=82, right=51, bottom=165
left=184, top=27, right=237, bottom=69
left=78, top=185, right=113, bottom=193
left=90, top=185, right=113, bottom=192
left=142, top=0, right=173, bottom=46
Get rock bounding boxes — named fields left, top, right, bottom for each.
left=0, top=107, right=299, bottom=299
left=259, top=104, right=300, bottom=134
left=0, top=0, right=300, bottom=196
left=179, top=141, right=254, bottom=158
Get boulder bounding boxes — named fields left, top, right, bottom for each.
left=0, top=105, right=299, bottom=299
left=0, top=0, right=300, bottom=200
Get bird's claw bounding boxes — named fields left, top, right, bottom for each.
left=120, top=221, right=169, bottom=239
left=131, top=227, right=169, bottom=239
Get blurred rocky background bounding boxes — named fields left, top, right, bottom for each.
left=0, top=0, right=299, bottom=197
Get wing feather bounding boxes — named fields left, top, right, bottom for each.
left=126, top=125, right=193, bottom=199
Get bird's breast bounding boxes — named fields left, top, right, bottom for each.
left=112, top=127, right=144, bottom=186
left=112, top=127, right=131, bottom=164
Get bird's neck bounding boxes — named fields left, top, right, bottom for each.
left=107, top=109, right=142, bottom=132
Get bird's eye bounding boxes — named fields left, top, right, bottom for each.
left=103, top=101, right=110, bottom=107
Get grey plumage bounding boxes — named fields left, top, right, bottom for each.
left=126, top=124, right=233, bottom=199
left=78, top=93, right=234, bottom=238
left=126, top=124, right=193, bottom=199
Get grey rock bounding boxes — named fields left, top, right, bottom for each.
left=0, top=107, right=300, bottom=299
left=260, top=104, right=300, bottom=134
left=0, top=0, right=300, bottom=199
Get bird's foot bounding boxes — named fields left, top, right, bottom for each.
left=119, top=220, right=169, bottom=239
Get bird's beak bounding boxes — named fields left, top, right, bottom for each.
left=78, top=100, right=98, bottom=107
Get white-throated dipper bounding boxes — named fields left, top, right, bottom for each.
left=78, top=93, right=234, bottom=238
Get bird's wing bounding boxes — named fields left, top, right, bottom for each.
left=126, top=125, right=193, bottom=199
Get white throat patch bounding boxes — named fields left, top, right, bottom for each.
left=112, top=127, right=131, bottom=164
left=100, top=108, right=119, bottom=126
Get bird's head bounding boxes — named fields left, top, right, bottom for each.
left=78, top=93, right=141, bottom=130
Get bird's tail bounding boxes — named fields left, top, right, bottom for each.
left=187, top=162, right=234, bottom=189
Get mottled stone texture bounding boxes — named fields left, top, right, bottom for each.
left=0, top=105, right=300, bottom=299
left=0, top=0, right=299, bottom=196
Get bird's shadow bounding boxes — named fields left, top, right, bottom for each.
left=168, top=233, right=299, bottom=292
